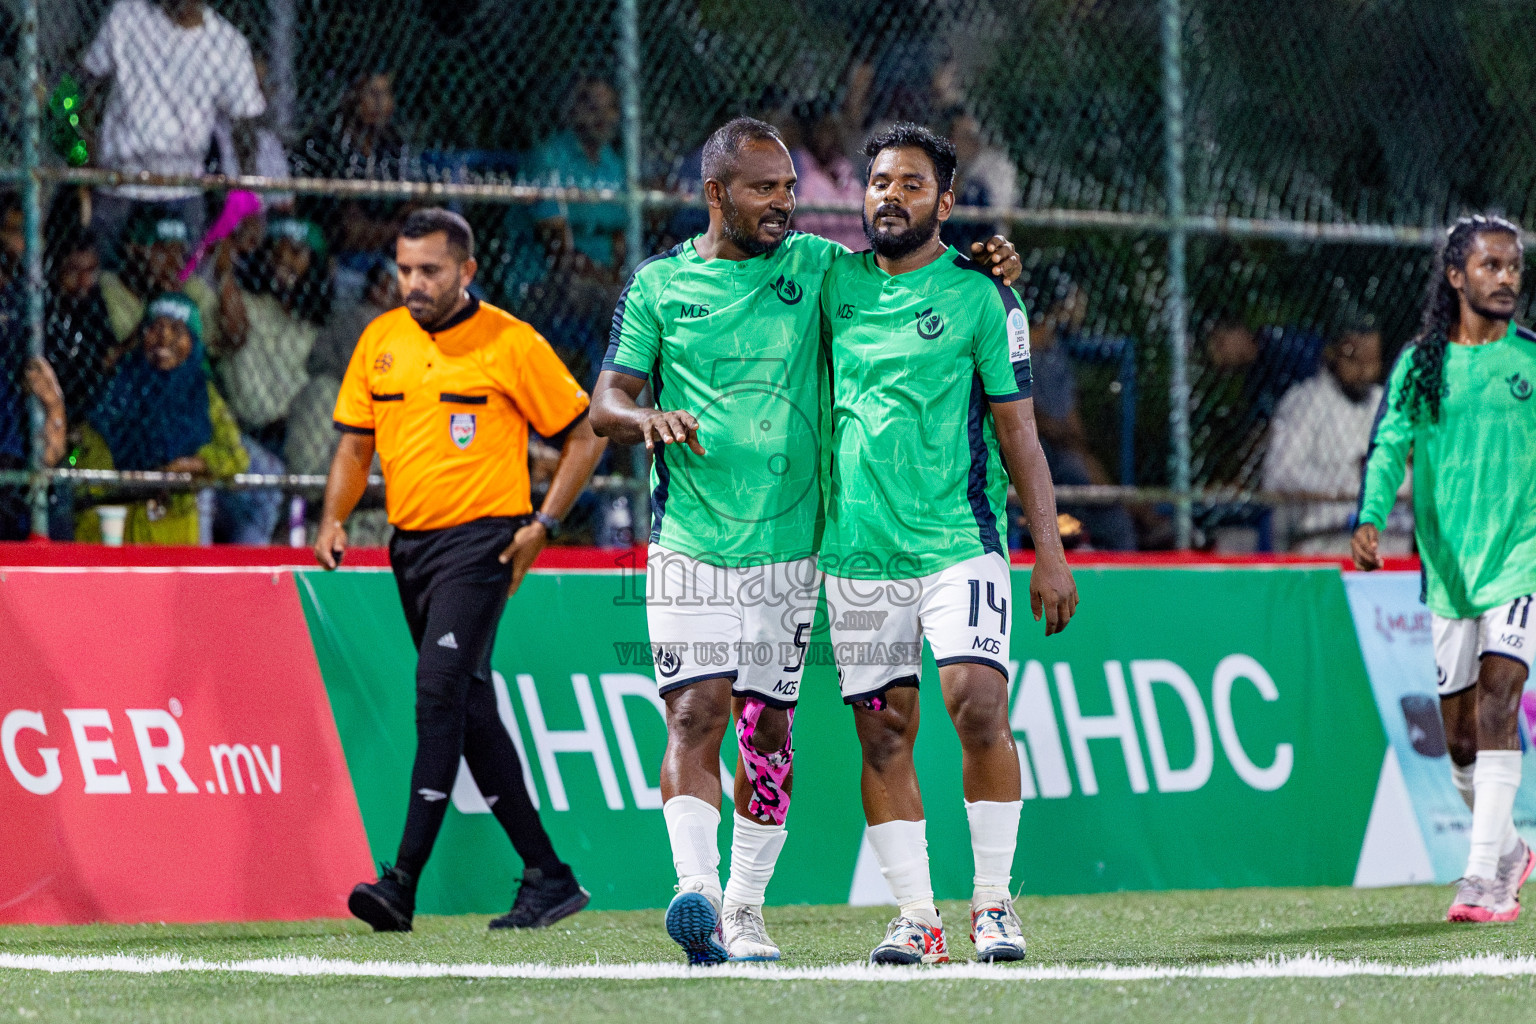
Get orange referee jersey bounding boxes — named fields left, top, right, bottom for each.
left=333, top=297, right=589, bottom=532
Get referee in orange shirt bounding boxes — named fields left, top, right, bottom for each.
left=315, top=208, right=607, bottom=932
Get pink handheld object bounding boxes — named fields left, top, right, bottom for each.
left=179, top=190, right=263, bottom=282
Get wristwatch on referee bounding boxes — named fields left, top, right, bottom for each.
left=534, top=510, right=561, bottom=539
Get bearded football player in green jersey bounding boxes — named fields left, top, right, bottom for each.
left=1355, top=214, right=1536, bottom=924
left=819, top=124, right=1076, bottom=965
left=589, top=117, right=1022, bottom=965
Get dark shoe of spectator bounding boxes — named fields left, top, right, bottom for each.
left=489, top=865, right=590, bottom=929
left=348, top=863, right=415, bottom=932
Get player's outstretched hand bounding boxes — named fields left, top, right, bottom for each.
left=640, top=410, right=706, bottom=456
left=1029, top=558, right=1078, bottom=636
left=1351, top=522, right=1382, bottom=571
left=500, top=518, right=549, bottom=597
left=314, top=518, right=347, bottom=571
left=970, top=236, right=1023, bottom=287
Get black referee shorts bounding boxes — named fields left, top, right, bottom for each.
left=389, top=515, right=528, bottom=671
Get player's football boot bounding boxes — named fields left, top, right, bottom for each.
left=1496, top=837, right=1536, bottom=906
left=489, top=866, right=590, bottom=929
left=666, top=888, right=730, bottom=965
left=721, top=902, right=781, bottom=962
left=869, top=913, right=948, bottom=965
left=970, top=896, right=1027, bottom=962
left=348, top=863, right=415, bottom=932
left=1447, top=875, right=1520, bottom=922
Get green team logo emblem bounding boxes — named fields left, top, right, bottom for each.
left=770, top=275, right=803, bottom=305
left=915, top=307, right=945, bottom=340
left=1509, top=373, right=1533, bottom=401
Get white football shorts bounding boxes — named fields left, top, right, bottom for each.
left=1432, top=594, right=1535, bottom=697
left=824, top=551, right=1013, bottom=704
left=645, top=545, right=820, bottom=707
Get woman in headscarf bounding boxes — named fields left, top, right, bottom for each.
left=75, top=293, right=248, bottom=544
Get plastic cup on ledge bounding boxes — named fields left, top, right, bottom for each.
left=97, top=505, right=128, bottom=547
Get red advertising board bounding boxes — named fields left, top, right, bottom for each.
left=0, top=569, right=373, bottom=924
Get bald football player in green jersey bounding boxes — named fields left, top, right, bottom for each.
left=589, top=117, right=1022, bottom=965
left=818, top=123, right=1076, bottom=966
left=1355, top=214, right=1536, bottom=925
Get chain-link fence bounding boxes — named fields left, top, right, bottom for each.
left=1, top=0, right=1528, bottom=550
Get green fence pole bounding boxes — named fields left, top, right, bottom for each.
left=618, top=0, right=650, bottom=544
left=1161, top=0, right=1192, bottom=549
left=21, top=0, right=48, bottom=538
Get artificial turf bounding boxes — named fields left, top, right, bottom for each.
left=3, top=884, right=1535, bottom=1022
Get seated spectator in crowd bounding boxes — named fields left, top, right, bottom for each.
left=1262, top=316, right=1412, bottom=554
left=284, top=257, right=397, bottom=477
left=0, top=354, right=67, bottom=541
left=1027, top=277, right=1138, bottom=550
left=943, top=108, right=1018, bottom=253
left=513, top=76, right=628, bottom=382
left=214, top=56, right=293, bottom=212
left=214, top=216, right=326, bottom=447
left=83, top=0, right=265, bottom=257
left=75, top=293, right=246, bottom=544
left=790, top=104, right=867, bottom=251
left=99, top=207, right=221, bottom=347
left=295, top=71, right=411, bottom=304
left=46, top=229, right=121, bottom=422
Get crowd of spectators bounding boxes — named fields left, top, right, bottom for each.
left=0, top=0, right=1413, bottom=551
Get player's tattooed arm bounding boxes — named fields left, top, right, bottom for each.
left=990, top=397, right=1079, bottom=635
left=970, top=236, right=1024, bottom=287
left=590, top=369, right=707, bottom=455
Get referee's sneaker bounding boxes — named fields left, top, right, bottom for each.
left=316, top=208, right=607, bottom=932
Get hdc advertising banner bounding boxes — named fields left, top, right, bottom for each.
left=0, top=569, right=373, bottom=924
left=297, top=565, right=1385, bottom=914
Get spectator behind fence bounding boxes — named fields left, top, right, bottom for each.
left=214, top=56, right=293, bottom=211
left=1263, top=317, right=1413, bottom=554
left=100, top=206, right=221, bottom=347
left=296, top=71, right=412, bottom=304
left=1027, top=277, right=1138, bottom=550
left=510, top=77, right=628, bottom=382
left=75, top=293, right=247, bottom=544
left=943, top=108, right=1018, bottom=253
left=83, top=0, right=265, bottom=255
left=46, top=229, right=121, bottom=422
left=1, top=215, right=68, bottom=539
left=284, top=257, right=398, bottom=477
left=790, top=102, right=867, bottom=251
left=214, top=216, right=326, bottom=446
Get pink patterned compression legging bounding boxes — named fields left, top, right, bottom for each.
left=736, top=699, right=795, bottom=825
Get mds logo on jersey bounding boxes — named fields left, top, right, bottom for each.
left=770, top=275, right=803, bottom=304
left=449, top=413, right=476, bottom=449
left=679, top=302, right=710, bottom=319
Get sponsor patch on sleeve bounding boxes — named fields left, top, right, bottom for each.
left=1007, top=307, right=1030, bottom=363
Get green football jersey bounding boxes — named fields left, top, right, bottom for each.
left=605, top=231, right=845, bottom=566
left=1359, top=321, right=1536, bottom=617
left=819, top=246, right=1033, bottom=580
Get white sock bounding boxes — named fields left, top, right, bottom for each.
left=1454, top=758, right=1520, bottom=857
left=1467, top=750, right=1522, bottom=879
left=663, top=795, right=722, bottom=897
left=1451, top=760, right=1476, bottom=811
left=723, top=815, right=787, bottom=908
left=866, top=819, right=937, bottom=923
left=966, top=799, right=1022, bottom=901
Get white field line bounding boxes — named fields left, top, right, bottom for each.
left=3, top=953, right=1536, bottom=982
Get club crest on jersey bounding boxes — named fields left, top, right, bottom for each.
left=449, top=413, right=476, bottom=449
left=1509, top=372, right=1532, bottom=401
left=915, top=307, right=945, bottom=340
left=771, top=275, right=803, bottom=304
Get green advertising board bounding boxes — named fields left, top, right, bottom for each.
left=296, top=565, right=1384, bottom=914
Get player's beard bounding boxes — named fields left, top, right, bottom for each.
left=864, top=204, right=939, bottom=260
left=721, top=191, right=786, bottom=257
left=406, top=286, right=460, bottom=330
